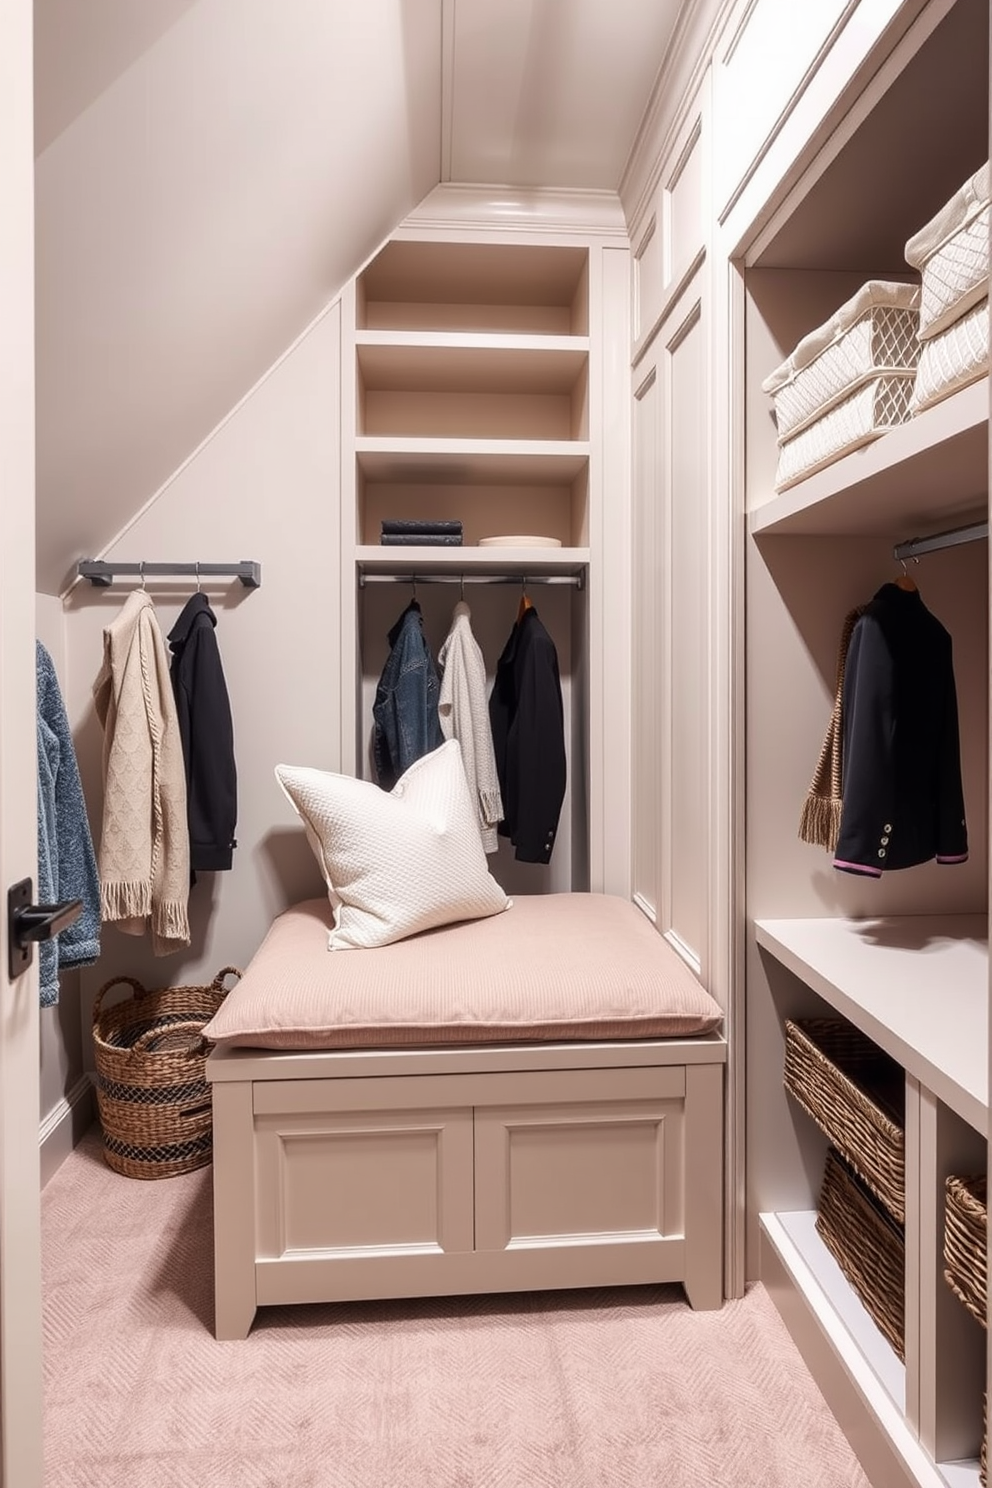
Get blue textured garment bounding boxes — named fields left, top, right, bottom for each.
left=36, top=642, right=101, bottom=1006
left=371, top=601, right=443, bottom=790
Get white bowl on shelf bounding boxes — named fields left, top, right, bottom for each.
left=477, top=535, right=563, bottom=548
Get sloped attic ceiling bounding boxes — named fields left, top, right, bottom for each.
left=34, top=0, right=683, bottom=594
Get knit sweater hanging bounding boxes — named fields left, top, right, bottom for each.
left=93, top=589, right=191, bottom=954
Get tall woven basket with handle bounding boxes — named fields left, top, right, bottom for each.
left=92, top=967, right=241, bottom=1179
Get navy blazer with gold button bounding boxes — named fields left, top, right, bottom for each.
left=834, top=583, right=968, bottom=877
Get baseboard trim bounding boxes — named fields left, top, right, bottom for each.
left=40, top=1076, right=95, bottom=1189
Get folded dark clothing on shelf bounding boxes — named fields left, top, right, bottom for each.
left=381, top=519, right=463, bottom=535
left=380, top=533, right=464, bottom=546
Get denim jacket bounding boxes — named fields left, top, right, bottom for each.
left=372, top=601, right=444, bottom=789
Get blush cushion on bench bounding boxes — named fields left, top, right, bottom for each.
left=202, top=894, right=723, bottom=1050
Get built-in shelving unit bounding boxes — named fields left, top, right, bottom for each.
left=349, top=239, right=593, bottom=559
left=340, top=201, right=630, bottom=902
left=736, top=0, right=990, bottom=1483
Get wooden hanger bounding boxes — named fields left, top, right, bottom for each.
left=517, top=577, right=533, bottom=621
left=894, top=558, right=918, bottom=592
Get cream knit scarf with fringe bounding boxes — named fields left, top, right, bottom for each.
left=799, top=605, right=865, bottom=852
left=93, top=589, right=190, bottom=954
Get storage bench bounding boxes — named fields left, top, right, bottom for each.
left=208, top=1035, right=726, bottom=1339
left=204, top=894, right=727, bottom=1339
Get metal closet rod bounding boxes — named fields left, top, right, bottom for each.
left=358, top=571, right=584, bottom=589
left=893, top=521, right=988, bottom=563
left=77, top=560, right=262, bottom=588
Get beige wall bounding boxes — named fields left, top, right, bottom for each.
left=34, top=0, right=441, bottom=596
left=60, top=301, right=343, bottom=1060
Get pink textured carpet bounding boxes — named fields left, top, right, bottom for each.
left=43, top=1129, right=869, bottom=1488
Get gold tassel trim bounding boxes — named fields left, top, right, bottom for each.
left=798, top=792, right=843, bottom=853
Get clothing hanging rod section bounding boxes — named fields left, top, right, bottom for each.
left=893, top=521, right=988, bottom=563
left=77, top=560, right=262, bottom=589
left=358, top=571, right=584, bottom=590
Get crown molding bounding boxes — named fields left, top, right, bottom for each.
left=399, top=182, right=629, bottom=239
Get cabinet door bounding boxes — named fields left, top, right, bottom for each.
left=473, top=1067, right=687, bottom=1289
left=632, top=99, right=707, bottom=353
left=631, top=266, right=711, bottom=977
left=254, top=1078, right=475, bottom=1301
left=711, top=0, right=854, bottom=218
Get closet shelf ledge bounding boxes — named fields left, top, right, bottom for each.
left=355, top=545, right=589, bottom=578
left=754, top=914, right=988, bottom=1133
left=749, top=381, right=989, bottom=540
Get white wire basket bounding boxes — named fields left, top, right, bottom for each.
left=773, top=373, right=918, bottom=491
left=909, top=297, right=989, bottom=415
left=905, top=161, right=990, bottom=341
left=763, top=281, right=920, bottom=456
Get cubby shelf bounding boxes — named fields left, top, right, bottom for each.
left=749, top=380, right=989, bottom=539
left=754, top=915, right=988, bottom=1133
left=355, top=439, right=590, bottom=484
left=356, top=545, right=590, bottom=578
left=761, top=1211, right=982, bottom=1488
left=762, top=1209, right=906, bottom=1407
left=356, top=333, right=590, bottom=391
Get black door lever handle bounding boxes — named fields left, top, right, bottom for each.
left=7, top=878, right=82, bottom=980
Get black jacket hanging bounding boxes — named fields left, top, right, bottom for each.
left=489, top=605, right=566, bottom=864
left=168, top=592, right=238, bottom=872
left=834, top=583, right=968, bottom=876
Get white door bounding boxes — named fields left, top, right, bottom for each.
left=0, top=1, right=46, bottom=1483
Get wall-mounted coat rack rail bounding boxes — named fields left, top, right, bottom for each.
left=358, top=572, right=584, bottom=590
left=893, top=520, right=988, bottom=563
left=77, top=560, right=262, bottom=588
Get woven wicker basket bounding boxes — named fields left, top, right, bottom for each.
left=945, top=1174, right=988, bottom=1329
left=784, top=1018, right=905, bottom=1224
left=817, top=1148, right=905, bottom=1360
left=941, top=1175, right=988, bottom=1485
left=92, top=967, right=241, bottom=1180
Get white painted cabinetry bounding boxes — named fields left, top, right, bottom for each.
left=629, top=78, right=717, bottom=981
left=631, top=264, right=711, bottom=976
left=710, top=0, right=856, bottom=221
left=625, top=0, right=989, bottom=1474
left=627, top=73, right=746, bottom=1288
left=727, top=0, right=990, bottom=1483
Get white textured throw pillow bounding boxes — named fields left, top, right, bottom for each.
left=275, top=741, right=510, bottom=950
